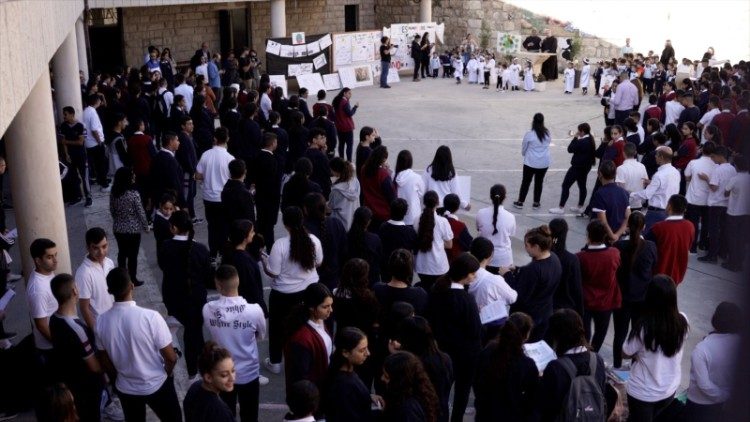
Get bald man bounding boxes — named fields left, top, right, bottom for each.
left=630, top=146, right=681, bottom=231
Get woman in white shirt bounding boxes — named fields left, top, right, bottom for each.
left=476, top=184, right=516, bottom=272
left=685, top=301, right=741, bottom=421
left=623, top=275, right=689, bottom=422
left=394, top=150, right=425, bottom=226
left=514, top=113, right=551, bottom=210
left=414, top=191, right=453, bottom=291
left=423, top=145, right=471, bottom=211
left=263, top=206, right=324, bottom=374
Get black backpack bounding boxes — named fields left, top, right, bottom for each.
left=556, top=352, right=606, bottom=421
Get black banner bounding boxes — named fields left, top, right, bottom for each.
left=264, top=33, right=332, bottom=77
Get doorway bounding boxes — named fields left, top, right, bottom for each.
left=344, top=5, right=359, bottom=32
left=87, top=8, right=124, bottom=73
left=219, top=8, right=250, bottom=54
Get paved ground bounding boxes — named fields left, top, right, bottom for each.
left=3, top=76, right=742, bottom=421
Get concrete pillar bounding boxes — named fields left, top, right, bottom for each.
left=75, top=16, right=89, bottom=82
left=270, top=0, right=286, bottom=38
left=420, top=0, right=432, bottom=23
left=4, top=74, right=72, bottom=275
left=53, top=28, right=83, bottom=118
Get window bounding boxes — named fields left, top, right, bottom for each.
left=344, top=5, right=358, bottom=32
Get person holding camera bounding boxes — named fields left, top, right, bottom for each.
left=380, top=37, right=395, bottom=89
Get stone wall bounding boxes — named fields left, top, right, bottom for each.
left=374, top=0, right=621, bottom=61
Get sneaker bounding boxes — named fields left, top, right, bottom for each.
left=532, top=203, right=541, bottom=209
left=103, top=397, right=125, bottom=421
left=697, top=255, right=717, bottom=263
left=100, top=185, right=111, bottom=193
left=0, top=411, right=18, bottom=421
left=132, top=279, right=144, bottom=287
left=264, top=358, right=282, bottom=374
left=512, top=201, right=524, bottom=209
left=549, top=207, right=565, bottom=214
left=7, top=273, right=21, bottom=282
left=84, top=197, right=93, bottom=208
left=185, top=374, right=201, bottom=388
left=192, top=218, right=205, bottom=225
left=0, top=332, right=17, bottom=341
left=569, top=205, right=585, bottom=213
left=68, top=197, right=82, bottom=206
left=259, top=375, right=270, bottom=386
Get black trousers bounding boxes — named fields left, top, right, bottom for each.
left=221, top=378, right=260, bottom=422
left=413, top=60, right=421, bottom=80
left=203, top=200, right=225, bottom=258
left=685, top=204, right=709, bottom=251
left=684, top=399, right=725, bottom=422
left=71, top=386, right=103, bottom=422
left=416, top=273, right=441, bottom=292
left=256, top=202, right=280, bottom=251
left=726, top=214, right=750, bottom=268
left=118, top=377, right=182, bottom=422
left=337, top=131, right=354, bottom=162
left=268, top=289, right=306, bottom=363
left=184, top=174, right=197, bottom=218
left=706, top=206, right=728, bottom=259
left=612, top=301, right=643, bottom=368
left=449, top=351, right=477, bottom=422
left=484, top=71, right=490, bottom=86
left=518, top=165, right=548, bottom=204
left=583, top=309, right=612, bottom=352
left=559, top=166, right=590, bottom=207
left=114, top=232, right=141, bottom=283
left=69, top=152, right=91, bottom=198
left=173, top=308, right=205, bottom=378
left=86, top=145, right=109, bottom=187
left=627, top=394, right=674, bottom=422
left=614, top=109, right=630, bottom=126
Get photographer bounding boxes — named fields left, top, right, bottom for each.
left=380, top=37, right=395, bottom=89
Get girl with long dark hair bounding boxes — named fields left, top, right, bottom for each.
left=548, top=218, right=583, bottom=316
left=284, top=283, right=334, bottom=396
left=373, top=249, right=428, bottom=316
left=282, top=157, right=322, bottom=210
left=182, top=342, right=236, bottom=422
left=475, top=184, right=516, bottom=273
left=501, top=225, right=562, bottom=342
left=287, top=110, right=309, bottom=170
left=110, top=166, right=149, bottom=286
left=346, top=207, right=383, bottom=285
left=381, top=352, right=440, bottom=422
left=264, top=207, right=324, bottom=374
left=514, top=113, right=551, bottom=209
left=623, top=275, right=689, bottom=421
left=423, top=146, right=470, bottom=210
left=222, top=219, right=268, bottom=315
left=612, top=212, right=657, bottom=368
left=550, top=122, right=596, bottom=214
left=333, top=259, right=380, bottom=342
left=328, top=157, right=360, bottom=230
left=474, top=319, right=539, bottom=422
left=324, top=327, right=382, bottom=422
left=427, top=253, right=482, bottom=422
left=415, top=191, right=453, bottom=291
left=332, top=88, right=358, bottom=161
left=160, top=210, right=211, bottom=379
left=395, top=150, right=426, bottom=226
left=190, top=93, right=215, bottom=154
left=303, top=192, right=347, bottom=290
left=360, top=146, right=395, bottom=229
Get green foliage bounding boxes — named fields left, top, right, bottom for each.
left=480, top=19, right=491, bottom=50
left=570, top=32, right=583, bottom=59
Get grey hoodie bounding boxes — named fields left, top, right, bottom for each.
left=328, top=177, right=360, bottom=230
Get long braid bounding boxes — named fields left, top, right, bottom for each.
left=489, top=184, right=506, bottom=235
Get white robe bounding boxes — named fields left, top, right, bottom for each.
left=501, top=68, right=511, bottom=88
left=524, top=67, right=535, bottom=91
left=580, top=64, right=591, bottom=90
left=509, top=63, right=521, bottom=87
left=476, top=58, right=485, bottom=82
left=467, top=59, right=479, bottom=83
left=453, top=58, right=464, bottom=79
left=564, top=68, right=576, bottom=92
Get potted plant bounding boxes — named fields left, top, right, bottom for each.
left=535, top=73, right=547, bottom=91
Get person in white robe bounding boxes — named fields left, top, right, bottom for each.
left=453, top=56, right=464, bottom=84
left=523, top=60, right=535, bottom=91
left=580, top=58, right=591, bottom=95
left=501, top=64, right=511, bottom=91
left=476, top=55, right=485, bottom=85
left=563, top=61, right=576, bottom=94
left=467, top=56, right=479, bottom=84
left=509, top=58, right=521, bottom=91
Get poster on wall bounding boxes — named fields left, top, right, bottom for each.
left=279, top=45, right=294, bottom=58
left=296, top=72, right=326, bottom=95
left=370, top=61, right=401, bottom=84
left=323, top=73, right=342, bottom=91
left=496, top=32, right=522, bottom=55
left=338, top=65, right=374, bottom=88
left=332, top=30, right=383, bottom=71
left=292, top=32, right=306, bottom=45
left=293, top=45, right=307, bottom=58
left=307, top=41, right=321, bottom=55
left=318, top=34, right=333, bottom=49
left=386, top=22, right=444, bottom=71
left=265, top=33, right=332, bottom=77
left=313, top=54, right=328, bottom=70
left=266, top=40, right=282, bottom=55
left=269, top=75, right=288, bottom=97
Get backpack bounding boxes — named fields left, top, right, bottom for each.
left=152, top=90, right=168, bottom=123
left=556, top=352, right=606, bottom=421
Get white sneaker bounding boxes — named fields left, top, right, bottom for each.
left=100, top=185, right=111, bottom=193
left=103, top=397, right=125, bottom=421
left=258, top=375, right=270, bottom=386
left=7, top=273, right=22, bottom=282
left=549, top=207, right=565, bottom=214
left=569, top=205, right=585, bottom=213
left=264, top=358, right=282, bottom=374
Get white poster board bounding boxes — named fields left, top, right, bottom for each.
left=386, top=22, right=443, bottom=72
left=323, top=73, right=342, bottom=91
left=370, top=61, right=401, bottom=84
left=269, top=74, right=288, bottom=98
left=338, top=65, right=374, bottom=88
left=332, top=30, right=383, bottom=71
left=296, top=73, right=326, bottom=96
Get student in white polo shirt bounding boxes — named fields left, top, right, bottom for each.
left=203, top=265, right=267, bottom=422
left=684, top=141, right=718, bottom=253
left=96, top=268, right=181, bottom=421
left=75, top=227, right=115, bottom=331
left=616, top=142, right=649, bottom=212
left=195, top=127, right=235, bottom=260
left=26, top=238, right=59, bottom=358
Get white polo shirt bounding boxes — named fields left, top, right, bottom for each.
left=203, top=295, right=266, bottom=384
left=707, top=163, right=736, bottom=207
left=82, top=106, right=103, bottom=149
left=475, top=205, right=516, bottom=267
left=75, top=256, right=115, bottom=322
left=268, top=235, right=323, bottom=293
left=414, top=212, right=453, bottom=275
left=196, top=145, right=235, bottom=202
left=684, top=156, right=717, bottom=206
left=698, top=108, right=720, bottom=141
left=95, top=301, right=173, bottom=396
left=631, top=163, right=680, bottom=210
left=726, top=172, right=750, bottom=216
left=26, top=271, right=57, bottom=350
left=616, top=158, right=649, bottom=208
left=467, top=267, right=517, bottom=324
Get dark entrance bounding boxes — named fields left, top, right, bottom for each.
left=219, top=8, right=250, bottom=54
left=87, top=8, right=124, bottom=73
left=344, top=5, right=359, bottom=32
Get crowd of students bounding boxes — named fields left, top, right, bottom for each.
left=0, top=38, right=746, bottom=422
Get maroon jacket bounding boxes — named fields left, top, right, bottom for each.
left=334, top=97, right=357, bottom=133
left=577, top=246, right=622, bottom=311
left=360, top=167, right=395, bottom=222
left=711, top=111, right=736, bottom=145
left=284, top=323, right=330, bottom=392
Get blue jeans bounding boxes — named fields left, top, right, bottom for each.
left=644, top=208, right=667, bottom=233
left=380, top=61, right=390, bottom=87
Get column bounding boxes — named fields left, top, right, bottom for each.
left=75, top=16, right=89, bottom=82
left=420, top=0, right=432, bottom=22
left=4, top=74, right=72, bottom=275
left=270, top=0, right=286, bottom=38
left=53, top=28, right=83, bottom=117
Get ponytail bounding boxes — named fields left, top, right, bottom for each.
left=417, top=191, right=439, bottom=252
left=489, top=184, right=506, bottom=235
left=283, top=207, right=316, bottom=270
left=626, top=212, right=645, bottom=268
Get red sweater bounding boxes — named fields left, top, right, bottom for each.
left=648, top=218, right=695, bottom=285
left=360, top=167, right=394, bottom=222
left=576, top=246, right=622, bottom=311
left=711, top=112, right=735, bottom=145
left=284, top=324, right=330, bottom=393
left=127, top=133, right=154, bottom=177
left=644, top=105, right=662, bottom=123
